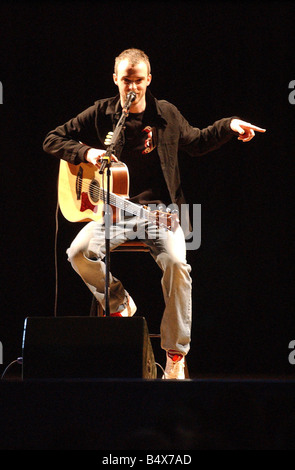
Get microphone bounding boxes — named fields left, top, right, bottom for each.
left=123, top=91, right=136, bottom=112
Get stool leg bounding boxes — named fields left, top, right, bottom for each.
left=90, top=296, right=104, bottom=317
left=184, top=358, right=190, bottom=379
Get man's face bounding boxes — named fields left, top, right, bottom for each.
left=113, top=59, right=152, bottom=112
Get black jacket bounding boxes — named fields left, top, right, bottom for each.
left=43, top=90, right=236, bottom=212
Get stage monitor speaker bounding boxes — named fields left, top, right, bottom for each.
left=22, top=316, right=157, bottom=379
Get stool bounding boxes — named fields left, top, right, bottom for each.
left=112, top=240, right=151, bottom=253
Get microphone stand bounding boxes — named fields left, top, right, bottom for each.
left=99, top=91, right=136, bottom=316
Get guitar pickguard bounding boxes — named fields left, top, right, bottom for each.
left=80, top=192, right=98, bottom=213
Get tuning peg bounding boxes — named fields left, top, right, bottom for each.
left=104, top=132, right=114, bottom=146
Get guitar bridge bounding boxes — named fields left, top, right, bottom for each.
left=76, top=166, right=83, bottom=200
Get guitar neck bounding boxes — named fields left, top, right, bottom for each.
left=99, top=187, right=154, bottom=222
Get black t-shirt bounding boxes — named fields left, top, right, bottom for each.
left=119, top=110, right=171, bottom=207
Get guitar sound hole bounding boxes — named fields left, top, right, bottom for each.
left=89, top=179, right=100, bottom=203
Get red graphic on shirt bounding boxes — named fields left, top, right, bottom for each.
left=142, top=126, right=157, bottom=154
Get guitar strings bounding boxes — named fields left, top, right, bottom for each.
left=75, top=175, right=176, bottom=231
left=76, top=178, right=156, bottom=222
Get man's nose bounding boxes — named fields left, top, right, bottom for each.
left=128, top=82, right=137, bottom=91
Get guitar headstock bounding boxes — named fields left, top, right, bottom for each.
left=146, top=207, right=179, bottom=232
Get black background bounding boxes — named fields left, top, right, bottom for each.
left=1, top=0, right=294, bottom=378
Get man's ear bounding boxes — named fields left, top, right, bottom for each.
left=147, top=74, right=152, bottom=86
left=113, top=73, right=118, bottom=86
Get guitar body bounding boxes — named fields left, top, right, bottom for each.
left=58, top=160, right=129, bottom=223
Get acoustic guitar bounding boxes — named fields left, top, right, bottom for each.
left=58, top=160, right=179, bottom=231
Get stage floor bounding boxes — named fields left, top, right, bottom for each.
left=0, top=377, right=294, bottom=450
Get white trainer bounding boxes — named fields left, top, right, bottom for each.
left=162, top=353, right=185, bottom=380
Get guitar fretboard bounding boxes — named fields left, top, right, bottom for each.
left=78, top=175, right=158, bottom=224
left=99, top=186, right=154, bottom=221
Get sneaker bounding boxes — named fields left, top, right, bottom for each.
left=162, top=351, right=185, bottom=379
left=110, top=293, right=137, bottom=317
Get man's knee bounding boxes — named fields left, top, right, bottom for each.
left=156, top=252, right=191, bottom=275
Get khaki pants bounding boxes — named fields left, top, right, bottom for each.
left=66, top=217, right=192, bottom=355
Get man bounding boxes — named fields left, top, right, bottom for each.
left=43, top=48, right=265, bottom=379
